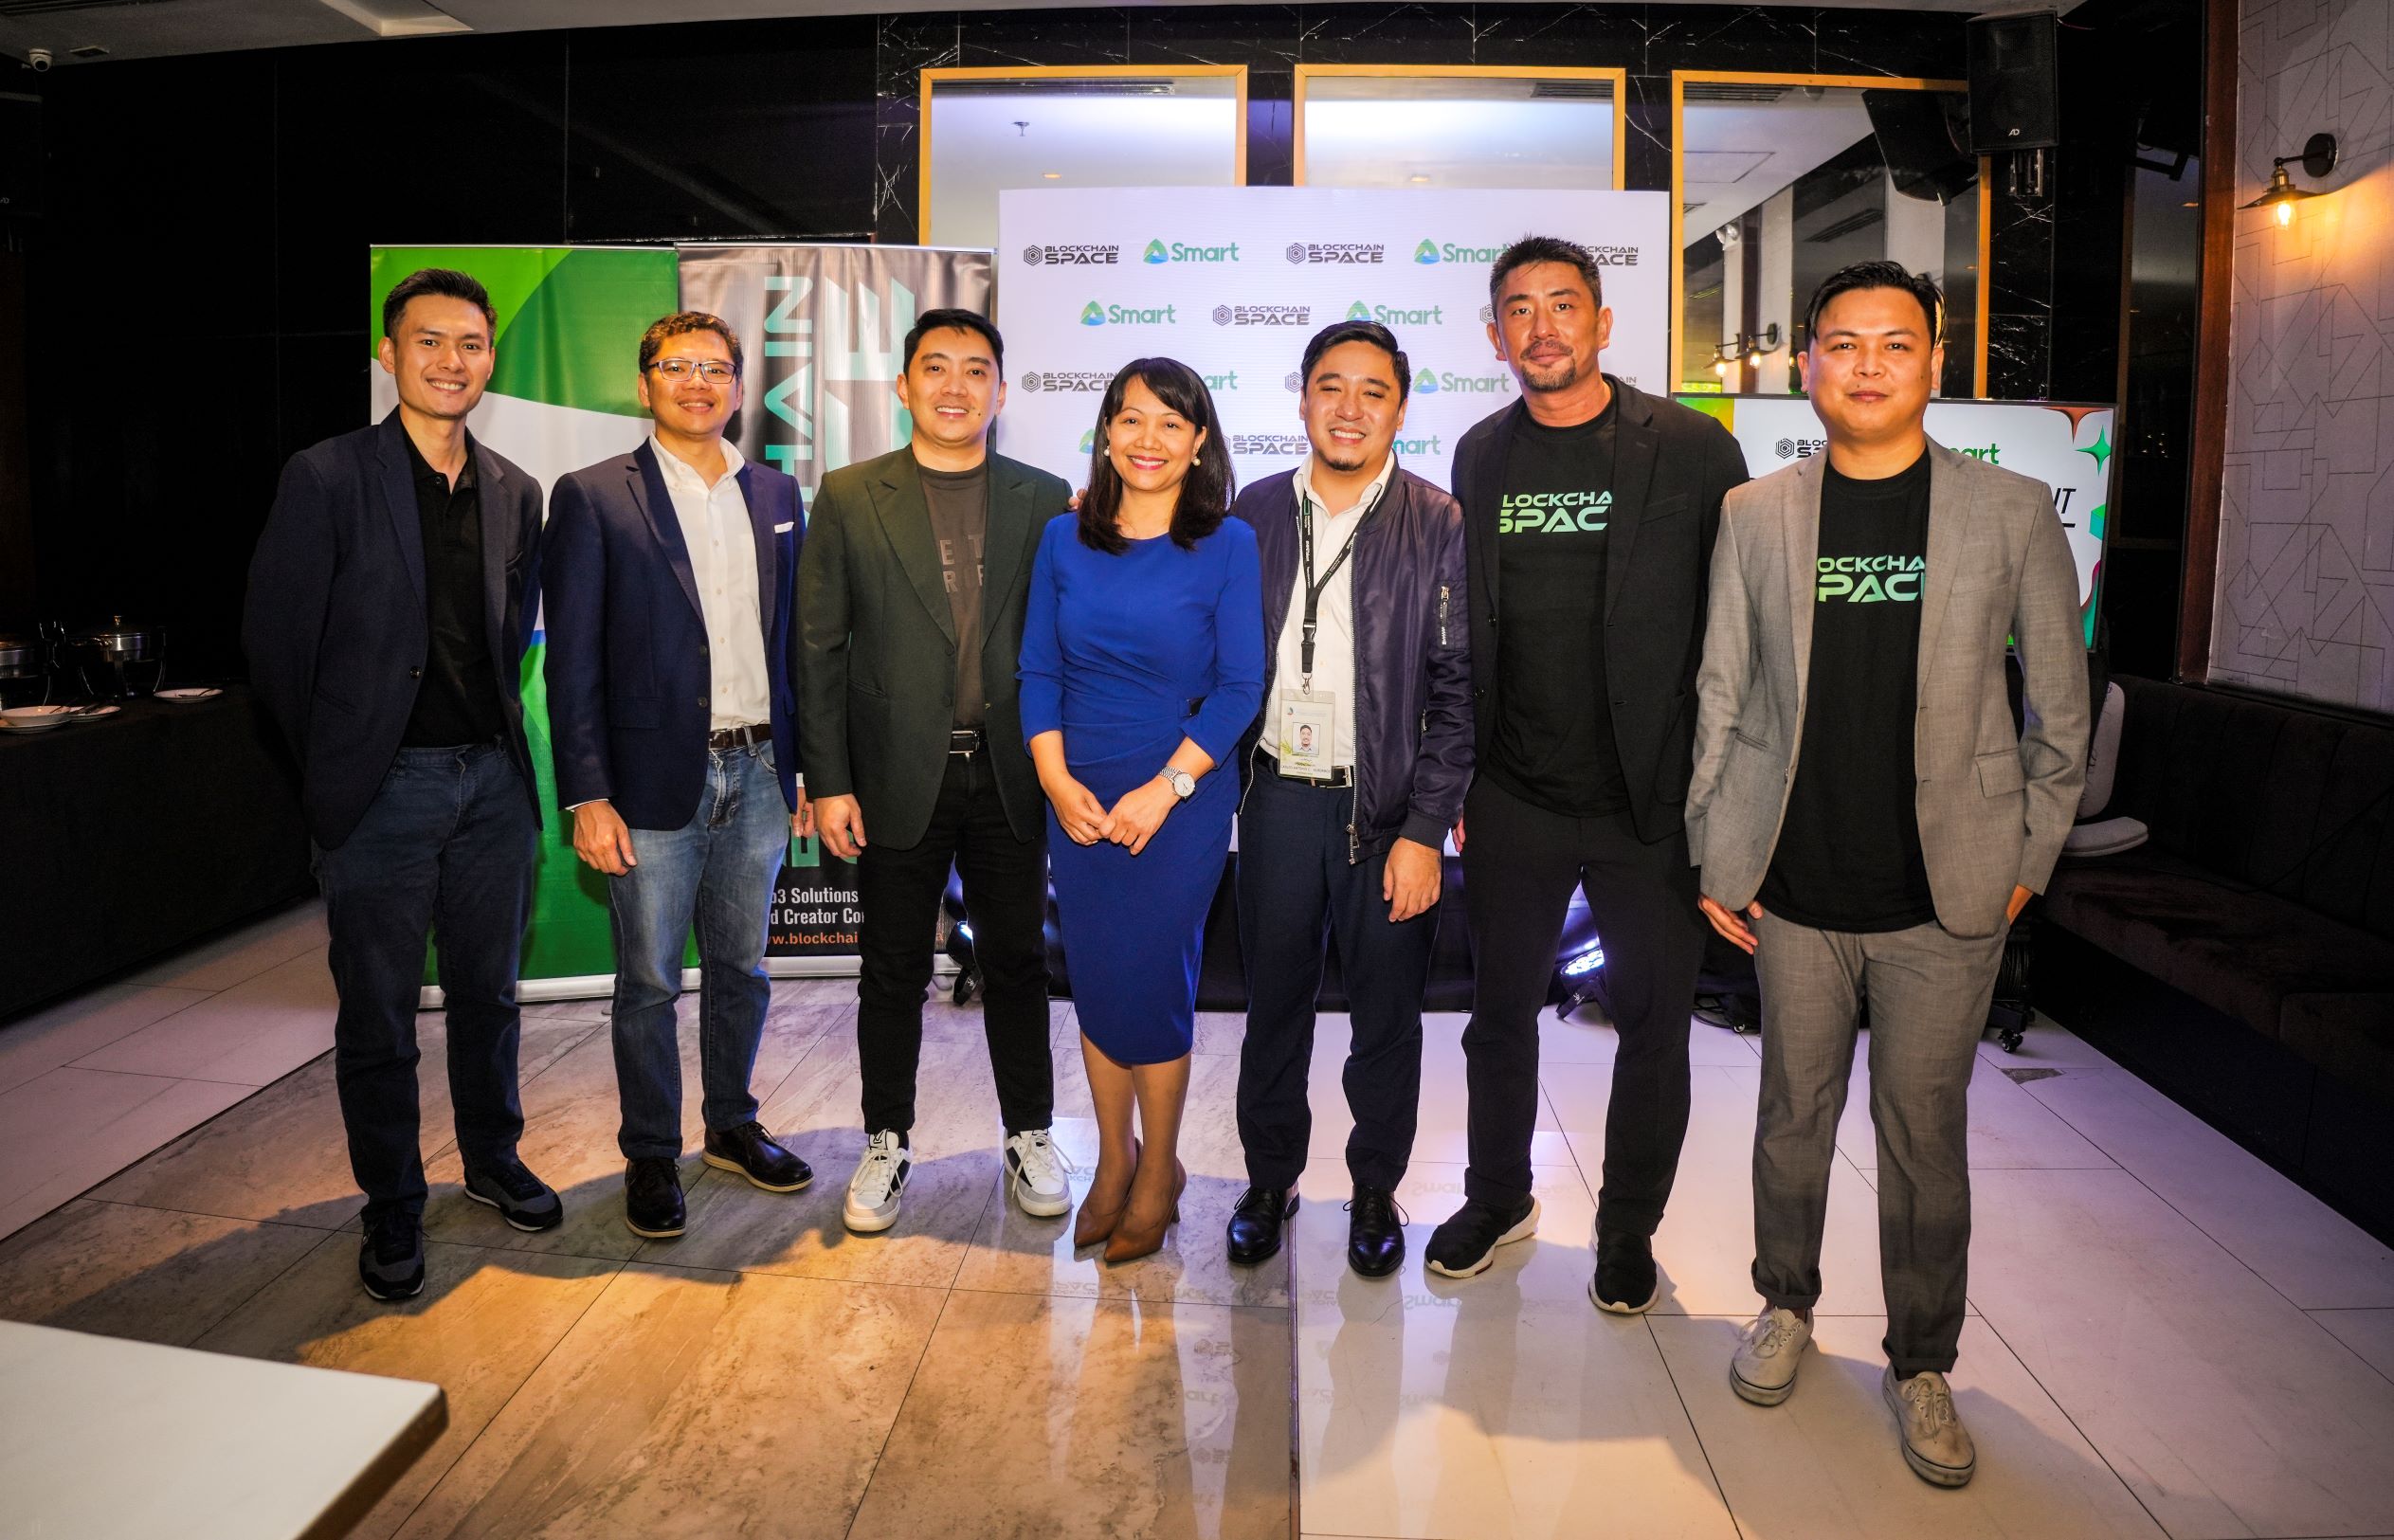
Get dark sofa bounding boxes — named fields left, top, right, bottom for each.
left=2037, top=675, right=2394, bottom=1240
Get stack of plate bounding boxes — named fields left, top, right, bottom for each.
left=0, top=704, right=119, bottom=734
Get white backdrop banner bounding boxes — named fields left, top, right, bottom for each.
left=1704, top=396, right=2115, bottom=646
left=993, top=187, right=1671, bottom=496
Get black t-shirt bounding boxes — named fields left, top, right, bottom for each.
left=398, top=432, right=505, bottom=749
left=917, top=457, right=988, bottom=730
left=1485, top=401, right=1629, bottom=818
left=1761, top=449, right=1937, bottom=932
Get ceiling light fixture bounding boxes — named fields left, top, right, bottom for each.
left=2242, top=132, right=2337, bottom=226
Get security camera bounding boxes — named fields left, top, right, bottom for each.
left=26, top=48, right=52, bottom=71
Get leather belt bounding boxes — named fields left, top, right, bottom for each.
left=949, top=728, right=986, bottom=756
left=707, top=722, right=771, bottom=752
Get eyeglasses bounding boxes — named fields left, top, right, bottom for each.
left=649, top=358, right=737, bottom=383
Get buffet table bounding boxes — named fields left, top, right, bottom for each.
left=0, top=1321, right=446, bottom=1539
left=0, top=686, right=315, bottom=1019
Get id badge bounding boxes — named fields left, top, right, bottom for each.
left=1278, top=695, right=1335, bottom=778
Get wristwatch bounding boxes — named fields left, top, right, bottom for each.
left=1161, top=768, right=1196, bottom=800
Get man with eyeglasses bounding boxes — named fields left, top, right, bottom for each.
left=546, top=310, right=813, bottom=1241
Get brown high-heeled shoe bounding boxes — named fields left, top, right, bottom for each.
left=1103, top=1158, right=1188, bottom=1265
left=1073, top=1137, right=1140, bottom=1249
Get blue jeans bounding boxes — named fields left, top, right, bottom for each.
left=317, top=742, right=537, bottom=1225
left=608, top=740, right=790, bottom=1160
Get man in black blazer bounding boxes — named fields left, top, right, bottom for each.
left=544, top=311, right=812, bottom=1242
left=245, top=267, right=561, bottom=1303
left=797, top=309, right=1071, bottom=1235
left=1424, top=238, right=1750, bottom=1307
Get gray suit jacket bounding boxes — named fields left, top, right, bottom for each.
left=1685, top=438, right=2089, bottom=939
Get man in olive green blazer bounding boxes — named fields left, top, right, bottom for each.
left=796, top=308, right=1073, bottom=1235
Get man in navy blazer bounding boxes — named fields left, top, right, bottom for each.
left=245, top=267, right=563, bottom=1304
left=544, top=310, right=813, bottom=1241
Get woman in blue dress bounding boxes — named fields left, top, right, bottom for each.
left=1020, top=357, right=1264, bottom=1264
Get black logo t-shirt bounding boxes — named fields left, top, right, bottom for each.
left=1485, top=402, right=1631, bottom=818
left=1761, top=448, right=1938, bottom=932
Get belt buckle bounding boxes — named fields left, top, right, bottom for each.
left=951, top=731, right=980, bottom=758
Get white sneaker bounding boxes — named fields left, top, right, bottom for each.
left=843, top=1130, right=911, bottom=1233
left=1003, top=1129, right=1073, bottom=1218
left=1884, top=1368, right=1976, bottom=1487
left=1730, top=1306, right=1814, bottom=1405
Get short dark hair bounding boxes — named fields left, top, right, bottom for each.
left=381, top=267, right=496, bottom=342
left=1488, top=235, right=1604, bottom=318
left=638, top=311, right=743, bottom=377
left=1803, top=262, right=1945, bottom=346
left=1079, top=357, right=1233, bottom=555
left=904, top=308, right=1005, bottom=377
left=1299, top=319, right=1411, bottom=403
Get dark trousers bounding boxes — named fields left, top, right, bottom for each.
left=855, top=752, right=1053, bottom=1136
left=1235, top=768, right=1437, bottom=1193
left=317, top=743, right=535, bottom=1226
left=1460, top=775, right=1703, bottom=1229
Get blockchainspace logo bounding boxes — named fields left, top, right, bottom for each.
left=1286, top=241, right=1387, bottom=265
left=1345, top=300, right=1446, bottom=326
left=1773, top=437, right=1828, bottom=460
left=1081, top=299, right=1179, bottom=326
left=1143, top=237, right=1242, bottom=263
left=1020, top=370, right=1111, bottom=393
left=1232, top=433, right=1311, bottom=458
left=1025, top=243, right=1121, bottom=266
left=1212, top=303, right=1312, bottom=327
left=1414, top=238, right=1510, bottom=265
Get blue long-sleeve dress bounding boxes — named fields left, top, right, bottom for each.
left=1020, top=513, right=1265, bottom=1063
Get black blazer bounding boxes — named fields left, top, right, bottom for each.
left=243, top=410, right=544, bottom=850
left=796, top=446, right=1067, bottom=849
left=1454, top=379, right=1750, bottom=842
left=543, top=441, right=804, bottom=831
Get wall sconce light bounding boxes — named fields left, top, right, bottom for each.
left=1712, top=323, right=1784, bottom=378
left=2244, top=132, right=2338, bottom=226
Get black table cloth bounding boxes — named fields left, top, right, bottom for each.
left=0, top=687, right=314, bottom=1021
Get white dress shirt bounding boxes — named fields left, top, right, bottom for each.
left=1262, top=453, right=1395, bottom=767
left=652, top=434, right=772, bottom=733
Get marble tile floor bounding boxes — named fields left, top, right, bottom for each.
left=3, top=902, right=2392, bottom=1538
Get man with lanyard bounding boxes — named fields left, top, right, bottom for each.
left=1427, top=236, right=1750, bottom=1309
left=1225, top=319, right=1473, bottom=1277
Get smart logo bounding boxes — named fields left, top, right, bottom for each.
left=1414, top=240, right=1442, bottom=264
left=1145, top=237, right=1242, bottom=263
left=1499, top=489, right=1611, bottom=535
left=1420, top=369, right=1514, bottom=395
left=1414, top=369, right=1440, bottom=394
left=1078, top=428, right=1097, bottom=455
left=1956, top=443, right=2002, bottom=464
left=1083, top=300, right=1179, bottom=326
left=1817, top=554, right=1925, bottom=604
left=1416, top=239, right=1509, bottom=265
left=1204, top=370, right=1240, bottom=392
left=1350, top=301, right=1444, bottom=327
left=1393, top=434, right=1443, bottom=457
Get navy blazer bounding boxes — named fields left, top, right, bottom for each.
left=243, top=410, right=545, bottom=850
left=543, top=440, right=804, bottom=830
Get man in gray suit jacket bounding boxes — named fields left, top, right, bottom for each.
left=1687, top=263, right=2088, bottom=1489
left=798, top=309, right=1072, bottom=1236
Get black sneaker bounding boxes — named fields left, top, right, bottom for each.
left=625, top=1156, right=686, bottom=1239
left=1590, top=1229, right=1661, bottom=1314
left=702, top=1121, right=813, bottom=1193
left=358, top=1211, right=425, bottom=1301
left=1424, top=1194, right=1540, bottom=1279
left=1224, top=1187, right=1297, bottom=1266
left=462, top=1157, right=564, bottom=1232
left=1346, top=1183, right=1407, bottom=1278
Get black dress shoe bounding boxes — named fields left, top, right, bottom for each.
left=1224, top=1186, right=1298, bottom=1266
left=358, top=1212, right=425, bottom=1301
left=462, top=1157, right=564, bottom=1232
left=702, top=1120, right=813, bottom=1193
left=1346, top=1183, right=1406, bottom=1278
left=1591, top=1228, right=1661, bottom=1314
left=625, top=1156, right=686, bottom=1239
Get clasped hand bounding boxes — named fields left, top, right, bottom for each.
left=1044, top=773, right=1179, bottom=855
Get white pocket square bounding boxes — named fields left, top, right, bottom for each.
left=773, top=521, right=795, bottom=534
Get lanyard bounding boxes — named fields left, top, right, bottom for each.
left=1297, top=486, right=1369, bottom=691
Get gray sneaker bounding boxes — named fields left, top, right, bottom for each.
left=1730, top=1306, right=1813, bottom=1405
left=357, top=1212, right=425, bottom=1302
left=1883, top=1367, right=1977, bottom=1487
